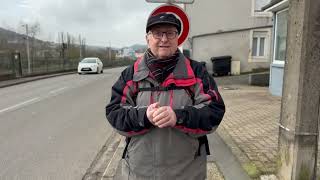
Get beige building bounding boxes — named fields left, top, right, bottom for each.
left=184, top=0, right=273, bottom=74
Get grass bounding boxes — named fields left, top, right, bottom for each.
left=243, top=162, right=261, bottom=179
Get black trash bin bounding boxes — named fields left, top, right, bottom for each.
left=211, top=56, right=232, bottom=76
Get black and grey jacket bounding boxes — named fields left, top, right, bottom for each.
left=105, top=52, right=225, bottom=180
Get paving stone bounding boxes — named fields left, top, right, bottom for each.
left=216, top=77, right=320, bottom=177
left=207, top=162, right=225, bottom=180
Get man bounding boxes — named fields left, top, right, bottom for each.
left=105, top=12, right=225, bottom=180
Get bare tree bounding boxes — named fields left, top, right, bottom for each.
left=29, top=22, right=40, bottom=38
left=28, top=22, right=41, bottom=70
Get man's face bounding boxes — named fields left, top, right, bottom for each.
left=146, top=24, right=179, bottom=59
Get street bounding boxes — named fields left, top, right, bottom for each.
left=0, top=67, right=125, bottom=180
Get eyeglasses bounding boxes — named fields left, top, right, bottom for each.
left=148, top=30, right=178, bottom=40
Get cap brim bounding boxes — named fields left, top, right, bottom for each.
left=147, top=21, right=180, bottom=32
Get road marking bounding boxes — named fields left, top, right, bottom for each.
left=49, top=87, right=67, bottom=94
left=0, top=98, right=40, bottom=114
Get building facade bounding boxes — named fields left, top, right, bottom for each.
left=184, top=0, right=273, bottom=75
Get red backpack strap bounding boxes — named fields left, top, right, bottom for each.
left=134, top=57, right=143, bottom=73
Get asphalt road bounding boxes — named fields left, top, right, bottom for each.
left=0, top=67, right=125, bottom=180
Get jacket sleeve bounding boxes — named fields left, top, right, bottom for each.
left=173, top=65, right=225, bottom=137
left=105, top=67, right=153, bottom=137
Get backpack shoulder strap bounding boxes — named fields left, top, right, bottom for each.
left=122, top=137, right=131, bottom=159
left=137, top=85, right=195, bottom=105
left=138, top=86, right=185, bottom=92
left=197, top=135, right=210, bottom=156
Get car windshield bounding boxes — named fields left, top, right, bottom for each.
left=81, top=58, right=97, bottom=63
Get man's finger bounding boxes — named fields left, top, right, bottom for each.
left=153, top=110, right=169, bottom=122
left=153, top=107, right=167, bottom=117
left=158, top=119, right=173, bottom=128
left=153, top=102, right=160, bottom=108
left=154, top=115, right=170, bottom=126
left=151, top=102, right=159, bottom=108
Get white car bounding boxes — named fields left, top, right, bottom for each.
left=78, top=57, right=103, bottom=74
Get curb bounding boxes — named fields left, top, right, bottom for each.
left=217, top=126, right=260, bottom=179
left=0, top=72, right=76, bottom=88
left=82, top=131, right=124, bottom=180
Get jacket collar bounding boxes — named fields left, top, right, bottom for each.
left=133, top=51, right=196, bottom=87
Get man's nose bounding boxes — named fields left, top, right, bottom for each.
left=160, top=33, right=168, bottom=41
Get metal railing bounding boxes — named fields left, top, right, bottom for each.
left=0, top=51, right=135, bottom=80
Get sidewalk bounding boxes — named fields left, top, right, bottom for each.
left=215, top=74, right=318, bottom=179
left=215, top=75, right=320, bottom=179
left=216, top=82, right=281, bottom=179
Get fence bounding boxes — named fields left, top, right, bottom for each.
left=0, top=52, right=12, bottom=76
left=0, top=51, right=135, bottom=81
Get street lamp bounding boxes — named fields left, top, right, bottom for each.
left=22, top=24, right=31, bottom=74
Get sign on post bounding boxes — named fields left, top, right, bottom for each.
left=149, top=4, right=190, bottom=46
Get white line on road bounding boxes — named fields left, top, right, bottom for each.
left=49, top=87, right=68, bottom=94
left=0, top=98, right=40, bottom=114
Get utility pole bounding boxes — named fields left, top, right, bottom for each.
left=60, top=32, right=67, bottom=70
left=61, top=32, right=64, bottom=69
left=79, top=35, right=82, bottom=59
left=278, top=0, right=320, bottom=179
left=83, top=38, right=86, bottom=57
left=108, top=41, right=111, bottom=61
left=23, top=24, right=31, bottom=74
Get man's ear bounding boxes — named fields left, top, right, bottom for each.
left=146, top=35, right=150, bottom=47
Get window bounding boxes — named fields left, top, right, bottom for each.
left=273, top=9, right=288, bottom=63
left=252, top=31, right=268, bottom=57
left=81, top=58, right=97, bottom=63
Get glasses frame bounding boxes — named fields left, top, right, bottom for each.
left=148, top=30, right=179, bottom=40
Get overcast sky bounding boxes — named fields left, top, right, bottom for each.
left=0, top=0, right=165, bottom=48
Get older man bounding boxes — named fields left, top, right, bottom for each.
left=106, top=12, right=225, bottom=180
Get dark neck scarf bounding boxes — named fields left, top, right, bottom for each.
left=145, top=49, right=180, bottom=83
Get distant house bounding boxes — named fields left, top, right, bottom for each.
left=262, top=0, right=288, bottom=96
left=135, top=52, right=144, bottom=59
left=116, top=47, right=136, bottom=60
left=184, top=0, right=273, bottom=75
left=134, top=48, right=146, bottom=59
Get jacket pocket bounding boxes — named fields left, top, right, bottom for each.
left=125, top=136, right=154, bottom=177
left=167, top=130, right=199, bottom=165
